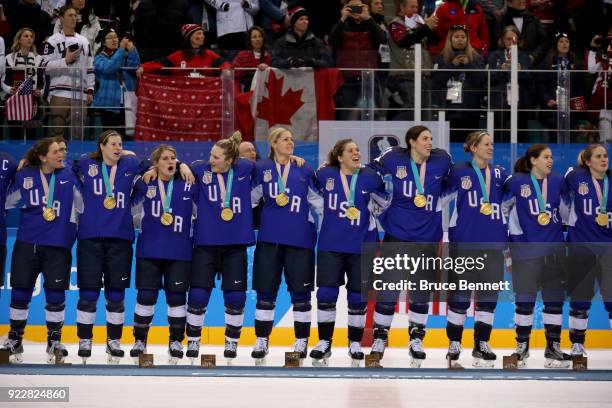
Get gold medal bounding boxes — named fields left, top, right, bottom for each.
left=345, top=206, right=360, bottom=221
left=276, top=193, right=289, bottom=207
left=414, top=194, right=426, bottom=208
left=42, top=207, right=56, bottom=222
left=160, top=212, right=173, bottom=226
left=221, top=207, right=234, bottom=221
left=596, top=212, right=608, bottom=227
left=480, top=202, right=492, bottom=216
left=537, top=212, right=550, bottom=226
left=103, top=196, right=116, bottom=210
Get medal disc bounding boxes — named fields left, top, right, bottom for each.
left=42, top=207, right=56, bottom=222
left=103, top=196, right=116, bottom=210
left=414, top=194, right=426, bottom=208
left=160, top=212, right=173, bottom=226
left=275, top=193, right=289, bottom=207
left=221, top=208, right=234, bottom=221
left=537, top=212, right=550, bottom=226
left=345, top=206, right=360, bottom=221
left=480, top=202, right=492, bottom=216
left=596, top=212, right=608, bottom=227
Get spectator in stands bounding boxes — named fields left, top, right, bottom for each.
left=501, top=0, right=548, bottom=66
left=41, top=5, right=95, bottom=138
left=2, top=27, right=45, bottom=140
left=6, top=0, right=52, bottom=52
left=258, top=0, right=290, bottom=46
left=0, top=4, right=10, bottom=41
left=474, top=0, right=503, bottom=52
left=386, top=0, right=438, bottom=120
left=233, top=26, right=271, bottom=92
left=204, top=0, right=259, bottom=60
left=270, top=6, right=332, bottom=69
left=296, top=0, right=344, bottom=43
left=92, top=28, right=140, bottom=134
left=137, top=23, right=231, bottom=77
left=53, top=0, right=101, bottom=53
left=527, top=0, right=557, bottom=37
left=133, top=0, right=192, bottom=63
left=432, top=24, right=485, bottom=141
left=487, top=25, right=534, bottom=141
left=429, top=0, right=490, bottom=57
left=366, top=0, right=390, bottom=119
left=330, top=0, right=385, bottom=120
left=536, top=32, right=587, bottom=137
left=587, top=29, right=612, bottom=142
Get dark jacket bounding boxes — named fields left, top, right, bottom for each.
left=271, top=29, right=332, bottom=69
left=7, top=1, right=52, bottom=52
left=329, top=17, right=385, bottom=77
left=487, top=48, right=535, bottom=108
left=500, top=7, right=549, bottom=66
left=536, top=53, right=585, bottom=108
left=432, top=52, right=486, bottom=117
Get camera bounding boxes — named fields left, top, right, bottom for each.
left=68, top=43, right=80, bottom=52
left=349, top=5, right=363, bottom=14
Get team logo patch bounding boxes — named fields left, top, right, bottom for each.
left=396, top=166, right=407, bottom=179
left=23, top=177, right=33, bottom=190
left=520, top=184, right=532, bottom=198
left=146, top=186, right=157, bottom=199
left=325, top=178, right=335, bottom=191
left=202, top=171, right=212, bottom=185
left=263, top=169, right=272, bottom=183
left=88, top=164, right=98, bottom=177
left=461, top=176, right=472, bottom=190
left=578, top=182, right=589, bottom=196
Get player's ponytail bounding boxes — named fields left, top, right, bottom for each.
left=24, top=137, right=57, bottom=168
left=577, top=143, right=607, bottom=169
left=215, top=130, right=242, bottom=165
left=463, top=131, right=489, bottom=154
left=514, top=143, right=549, bottom=173
left=327, top=139, right=354, bottom=168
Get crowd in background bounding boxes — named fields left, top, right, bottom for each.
left=0, top=0, right=610, bottom=142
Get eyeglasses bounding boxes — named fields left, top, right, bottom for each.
left=451, top=25, right=467, bottom=31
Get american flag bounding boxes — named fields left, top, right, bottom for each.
left=6, top=77, right=35, bottom=122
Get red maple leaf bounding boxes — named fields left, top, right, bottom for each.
left=256, top=70, right=304, bottom=128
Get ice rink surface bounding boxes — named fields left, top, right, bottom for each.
left=1, top=343, right=611, bottom=408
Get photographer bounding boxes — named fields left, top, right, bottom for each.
left=587, top=30, right=612, bottom=142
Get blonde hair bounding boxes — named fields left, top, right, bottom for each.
left=463, top=131, right=490, bottom=153
left=150, top=144, right=177, bottom=163
left=577, top=143, right=607, bottom=169
left=441, top=26, right=476, bottom=64
left=11, top=28, right=37, bottom=54
left=215, top=131, right=243, bottom=165
left=267, top=127, right=291, bottom=159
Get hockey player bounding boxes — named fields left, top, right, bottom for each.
left=0, top=152, right=17, bottom=295
left=129, top=145, right=197, bottom=364
left=505, top=144, right=572, bottom=368
left=1, top=138, right=82, bottom=363
left=311, top=139, right=386, bottom=367
left=186, top=131, right=255, bottom=364
left=565, top=144, right=612, bottom=358
left=368, top=125, right=452, bottom=367
left=250, top=127, right=323, bottom=365
left=443, top=131, right=509, bottom=368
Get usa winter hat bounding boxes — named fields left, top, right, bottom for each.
left=182, top=24, right=203, bottom=41
left=289, top=6, right=309, bottom=27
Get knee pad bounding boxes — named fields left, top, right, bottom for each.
left=79, top=288, right=100, bottom=302
left=375, top=301, right=396, bottom=315
left=188, top=287, right=212, bottom=308
left=475, top=301, right=496, bottom=314
left=317, top=286, right=339, bottom=304
left=543, top=301, right=563, bottom=315
left=223, top=290, right=246, bottom=309
left=166, top=290, right=186, bottom=307
left=11, top=288, right=33, bottom=307
left=136, top=289, right=159, bottom=306
left=104, top=288, right=125, bottom=303
left=347, top=290, right=366, bottom=311
left=449, top=302, right=469, bottom=314
left=570, top=301, right=591, bottom=315
left=290, top=292, right=311, bottom=312
left=515, top=302, right=535, bottom=315
left=409, top=302, right=429, bottom=315
left=44, top=289, right=65, bottom=306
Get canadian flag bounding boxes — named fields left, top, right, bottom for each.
left=235, top=68, right=343, bottom=141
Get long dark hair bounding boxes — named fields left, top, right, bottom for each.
left=514, top=143, right=549, bottom=173
left=24, top=138, right=58, bottom=167
left=90, top=130, right=122, bottom=161
left=405, top=125, right=430, bottom=150
left=327, top=139, right=356, bottom=167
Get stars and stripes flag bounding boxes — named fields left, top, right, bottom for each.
left=5, top=77, right=35, bottom=122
